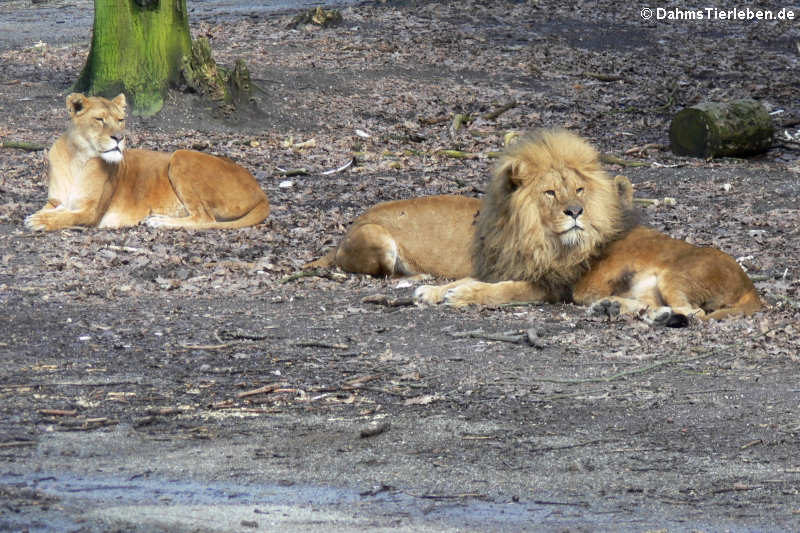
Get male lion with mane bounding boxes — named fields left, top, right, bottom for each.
left=415, top=129, right=762, bottom=324
left=25, top=93, right=270, bottom=231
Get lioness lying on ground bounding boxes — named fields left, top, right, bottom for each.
left=25, top=93, right=270, bottom=231
left=413, top=129, right=761, bottom=323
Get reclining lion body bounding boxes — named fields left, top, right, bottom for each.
left=573, top=225, right=762, bottom=321
left=306, top=195, right=479, bottom=278
left=412, top=130, right=762, bottom=323
left=26, top=93, right=269, bottom=231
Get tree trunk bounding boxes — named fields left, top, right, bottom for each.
left=74, top=0, right=192, bottom=116
left=669, top=100, right=774, bottom=158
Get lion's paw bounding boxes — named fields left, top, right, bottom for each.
left=24, top=210, right=61, bottom=231
left=413, top=284, right=446, bottom=305
left=441, top=283, right=480, bottom=307
left=24, top=213, right=46, bottom=231
left=590, top=299, right=621, bottom=318
left=650, top=306, right=689, bottom=328
left=144, top=215, right=173, bottom=228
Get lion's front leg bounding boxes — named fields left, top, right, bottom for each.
left=415, top=278, right=548, bottom=307
left=25, top=204, right=100, bottom=231
left=414, top=278, right=473, bottom=305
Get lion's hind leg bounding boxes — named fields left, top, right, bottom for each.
left=144, top=200, right=269, bottom=230
left=587, top=297, right=689, bottom=327
left=147, top=150, right=269, bottom=229
left=333, top=223, right=416, bottom=277
left=588, top=296, right=647, bottom=318
left=578, top=270, right=693, bottom=327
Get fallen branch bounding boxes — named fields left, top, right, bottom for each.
left=321, top=157, right=355, bottom=175
left=633, top=197, right=676, bottom=207
left=60, top=417, right=118, bottom=430
left=437, top=149, right=480, bottom=159
left=0, top=441, right=36, bottom=448
left=600, top=153, right=651, bottom=167
left=451, top=328, right=525, bottom=343
left=146, top=407, right=187, bottom=416
left=361, top=294, right=415, bottom=307
left=292, top=340, right=349, bottom=349
left=711, top=483, right=762, bottom=494
left=624, top=143, right=666, bottom=156
left=179, top=342, right=231, bottom=350
left=414, top=492, right=487, bottom=500
left=1, top=140, right=46, bottom=151
left=531, top=499, right=590, bottom=507
left=450, top=328, right=544, bottom=347
left=237, top=382, right=287, bottom=399
left=275, top=167, right=309, bottom=176
left=531, top=349, right=719, bottom=385
left=778, top=140, right=800, bottom=150
left=215, top=327, right=278, bottom=343
left=483, top=101, right=518, bottom=120
left=343, top=375, right=381, bottom=387
left=106, top=244, right=151, bottom=254
left=280, top=268, right=330, bottom=283
left=38, top=409, right=78, bottom=416
left=528, top=438, right=616, bottom=453
left=583, top=71, right=624, bottom=82
left=450, top=113, right=471, bottom=136
left=740, top=439, right=763, bottom=450
left=419, top=115, right=450, bottom=125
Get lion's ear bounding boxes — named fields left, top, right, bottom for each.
left=66, top=93, right=89, bottom=117
left=111, top=93, right=127, bottom=114
left=614, top=175, right=634, bottom=208
left=496, top=159, right=525, bottom=191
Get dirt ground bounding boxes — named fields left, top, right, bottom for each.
left=1, top=1, right=800, bottom=531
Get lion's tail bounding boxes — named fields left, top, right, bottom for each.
left=704, top=289, right=763, bottom=320
left=213, top=199, right=271, bottom=229
left=303, top=248, right=337, bottom=270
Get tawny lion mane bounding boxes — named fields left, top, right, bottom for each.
left=25, top=93, right=269, bottom=231
left=471, top=128, right=628, bottom=297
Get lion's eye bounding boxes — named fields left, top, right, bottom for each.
left=544, top=190, right=556, bottom=198
left=576, top=187, right=584, bottom=194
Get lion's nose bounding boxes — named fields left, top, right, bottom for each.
left=111, top=135, right=123, bottom=144
left=564, top=205, right=583, bottom=219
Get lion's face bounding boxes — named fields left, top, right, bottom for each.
left=66, top=93, right=127, bottom=164
left=501, top=131, right=621, bottom=252
left=520, top=167, right=590, bottom=248
left=472, top=129, right=627, bottom=285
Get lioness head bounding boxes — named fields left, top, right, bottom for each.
left=472, top=129, right=629, bottom=286
left=65, top=93, right=127, bottom=164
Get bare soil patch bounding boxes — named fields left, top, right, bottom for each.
left=1, top=1, right=799, bottom=531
